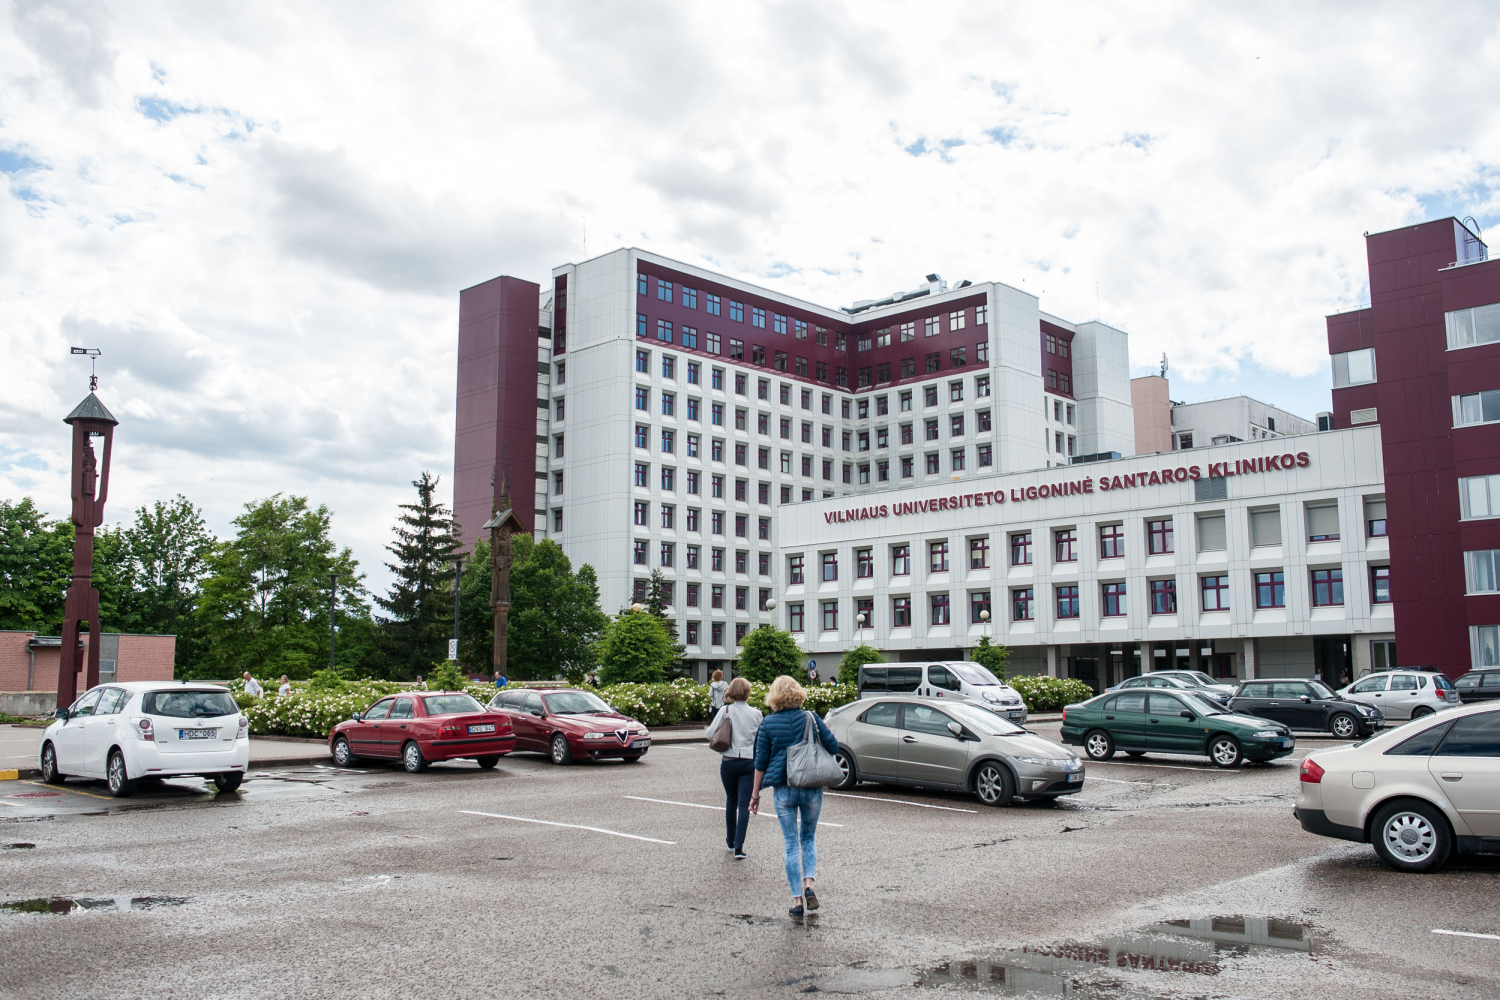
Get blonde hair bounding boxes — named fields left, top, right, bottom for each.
left=766, top=675, right=808, bottom=711
left=712, top=669, right=724, bottom=682
left=725, top=677, right=752, bottom=702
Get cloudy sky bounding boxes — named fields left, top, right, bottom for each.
left=3, top=1, right=1499, bottom=592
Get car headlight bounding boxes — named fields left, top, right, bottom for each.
left=980, top=689, right=1000, bottom=701
left=1253, top=730, right=1281, bottom=738
left=1014, top=756, right=1077, bottom=769
left=583, top=732, right=605, bottom=740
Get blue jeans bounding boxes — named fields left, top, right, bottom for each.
left=720, top=757, right=754, bottom=851
left=772, top=785, right=822, bottom=897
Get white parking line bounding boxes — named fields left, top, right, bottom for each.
left=1085, top=761, right=1220, bottom=772
left=1433, top=928, right=1500, bottom=941
left=825, top=791, right=976, bottom=813
left=1086, top=776, right=1152, bottom=785
left=461, top=810, right=675, bottom=844
left=622, top=795, right=845, bottom=827
left=313, top=764, right=366, bottom=773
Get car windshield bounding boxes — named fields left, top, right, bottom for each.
left=1178, top=671, right=1218, bottom=687
left=944, top=703, right=1026, bottom=736
left=143, top=690, right=239, bottom=719
left=544, top=691, right=614, bottom=715
left=421, top=694, right=483, bottom=716
left=947, top=662, right=1003, bottom=686
left=1308, top=681, right=1337, bottom=699
left=1431, top=674, right=1453, bottom=691
left=1180, top=693, right=1226, bottom=716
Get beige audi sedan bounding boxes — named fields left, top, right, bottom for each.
left=824, top=695, right=1084, bottom=806
left=1295, top=700, right=1500, bottom=871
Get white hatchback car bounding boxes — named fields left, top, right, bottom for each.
left=1295, top=701, right=1500, bottom=871
left=39, top=682, right=250, bottom=797
left=1336, top=670, right=1460, bottom=720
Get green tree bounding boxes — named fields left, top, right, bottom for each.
left=971, top=635, right=1010, bottom=680
left=374, top=472, right=459, bottom=679
left=0, top=498, right=74, bottom=632
left=838, top=643, right=883, bottom=685
left=597, top=610, right=673, bottom=684
left=735, top=625, right=802, bottom=684
left=123, top=496, right=216, bottom=665
left=456, top=538, right=494, bottom=673
left=194, top=494, right=371, bottom=680
left=643, top=568, right=686, bottom=667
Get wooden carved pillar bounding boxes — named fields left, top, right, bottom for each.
left=58, top=394, right=117, bottom=709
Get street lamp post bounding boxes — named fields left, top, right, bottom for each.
left=764, top=597, right=777, bottom=629
left=855, top=612, right=866, bottom=641
left=328, top=574, right=339, bottom=672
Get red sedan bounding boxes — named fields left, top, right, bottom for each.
left=486, top=688, right=651, bottom=764
left=330, top=692, right=515, bottom=772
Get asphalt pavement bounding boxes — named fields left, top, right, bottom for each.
left=2, top=723, right=1498, bottom=999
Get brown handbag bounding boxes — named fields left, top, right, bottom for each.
left=708, top=706, right=734, bottom=752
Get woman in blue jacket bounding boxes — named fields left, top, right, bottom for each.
left=749, top=675, right=839, bottom=917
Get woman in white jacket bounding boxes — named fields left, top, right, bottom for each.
left=706, top=677, right=761, bottom=859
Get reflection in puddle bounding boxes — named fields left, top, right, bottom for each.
left=919, top=916, right=1312, bottom=995
left=1, top=895, right=190, bottom=915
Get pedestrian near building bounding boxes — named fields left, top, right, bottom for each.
left=277, top=675, right=291, bottom=697
left=242, top=672, right=263, bottom=698
left=495, top=672, right=508, bottom=689
left=706, top=677, right=761, bottom=859
left=750, top=676, right=838, bottom=917
left=709, top=669, right=728, bottom=712
left=415, top=675, right=427, bottom=690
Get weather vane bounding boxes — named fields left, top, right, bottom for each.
left=70, top=346, right=102, bottom=392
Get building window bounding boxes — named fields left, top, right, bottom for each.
left=1365, top=498, right=1387, bottom=537
left=1461, top=475, right=1500, bottom=519
left=635, top=386, right=650, bottom=411
left=822, top=552, right=838, bottom=581
left=706, top=293, right=720, bottom=316
left=686, top=621, right=700, bottom=645
left=1012, top=588, right=1034, bottom=621
left=900, top=456, right=913, bottom=478
left=925, top=453, right=940, bottom=475
left=856, top=548, right=874, bottom=579
left=976, top=304, right=988, bottom=325
left=1370, top=565, right=1392, bottom=604
left=930, top=593, right=951, bottom=626
left=656, top=319, right=673, bottom=343
left=929, top=540, right=949, bottom=573
left=950, top=448, right=965, bottom=471
left=1254, top=571, right=1286, bottom=609
left=661, top=429, right=674, bottom=454
left=1311, top=568, right=1344, bottom=607
left=660, top=504, right=675, bottom=529
left=969, top=591, right=991, bottom=624
left=633, top=502, right=649, bottom=526
left=686, top=505, right=700, bottom=530
left=1054, top=529, right=1077, bottom=563
left=891, top=544, right=911, bottom=575
left=1099, top=524, right=1124, bottom=559
left=1306, top=503, right=1340, bottom=542
left=1055, top=585, right=1079, bottom=619
left=711, top=622, right=724, bottom=646
left=711, top=511, right=724, bottom=534
left=969, top=537, right=989, bottom=569
left=735, top=514, right=748, bottom=537
left=660, top=542, right=674, bottom=567
left=632, top=540, right=649, bottom=566
left=1331, top=347, right=1376, bottom=386
left=552, top=508, right=562, bottom=532
left=1149, top=579, right=1177, bottom=615
left=977, top=444, right=992, bottom=467
left=925, top=352, right=941, bottom=373
left=821, top=600, right=838, bottom=631
left=1250, top=508, right=1282, bottom=546
left=735, top=586, right=748, bottom=611
left=1011, top=532, right=1032, bottom=566
left=1147, top=519, right=1174, bottom=555
left=788, top=603, right=805, bottom=632
left=634, top=462, right=649, bottom=487
left=710, top=584, right=724, bottom=609
left=1102, top=582, right=1126, bottom=617
left=1201, top=575, right=1229, bottom=611
left=925, top=316, right=939, bottom=337
left=892, top=596, right=911, bottom=628
left=854, top=597, right=874, bottom=630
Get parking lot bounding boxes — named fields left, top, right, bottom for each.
left=3, top=722, right=1500, bottom=999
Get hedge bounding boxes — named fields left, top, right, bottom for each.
left=1006, top=675, right=1096, bottom=712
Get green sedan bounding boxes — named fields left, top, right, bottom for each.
left=1059, top=689, right=1295, bottom=768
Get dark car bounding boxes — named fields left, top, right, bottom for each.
left=330, top=691, right=515, bottom=773
left=487, top=688, right=651, bottom=764
left=1059, top=690, right=1294, bottom=768
left=1228, top=679, right=1382, bottom=739
left=1454, top=668, right=1500, bottom=703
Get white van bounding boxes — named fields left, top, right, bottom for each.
left=857, top=661, right=1028, bottom=723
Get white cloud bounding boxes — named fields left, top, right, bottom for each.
left=3, top=1, right=1500, bottom=591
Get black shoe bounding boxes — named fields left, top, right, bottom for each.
left=726, top=840, right=734, bottom=851
left=734, top=850, right=747, bottom=860
left=788, top=904, right=804, bottom=918
left=804, top=887, right=819, bottom=911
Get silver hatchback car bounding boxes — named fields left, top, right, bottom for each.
left=1337, top=670, right=1460, bottom=720
left=824, top=695, right=1084, bottom=806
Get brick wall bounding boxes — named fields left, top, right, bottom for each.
left=0, top=631, right=175, bottom=692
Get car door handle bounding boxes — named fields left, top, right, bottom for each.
left=1440, top=773, right=1463, bottom=781
left=1148, top=719, right=1160, bottom=724
left=901, top=735, right=918, bottom=743
left=1104, top=715, right=1115, bottom=720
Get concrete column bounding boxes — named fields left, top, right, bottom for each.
left=1046, top=646, right=1059, bottom=678
left=1351, top=636, right=1372, bottom=678
left=1242, top=638, right=1257, bottom=680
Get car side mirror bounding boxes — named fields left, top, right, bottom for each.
left=54, top=708, right=69, bottom=721
left=531, top=709, right=545, bottom=717
left=351, top=711, right=362, bottom=721
left=947, top=721, right=964, bottom=739
left=1300, top=695, right=1311, bottom=703
left=1180, top=710, right=1196, bottom=720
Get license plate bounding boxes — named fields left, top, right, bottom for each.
left=1007, top=710, right=1025, bottom=720
left=179, top=729, right=217, bottom=740
left=631, top=738, right=650, bottom=748
left=1066, top=772, right=1084, bottom=783
left=468, top=724, right=496, bottom=734
left=1281, top=739, right=1294, bottom=748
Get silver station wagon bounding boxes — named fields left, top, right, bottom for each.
left=825, top=695, right=1083, bottom=806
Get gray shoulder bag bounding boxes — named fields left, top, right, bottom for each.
left=785, top=711, right=844, bottom=788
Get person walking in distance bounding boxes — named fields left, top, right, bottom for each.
left=277, top=675, right=291, bottom=697
left=242, top=672, right=263, bottom=698
left=750, top=676, right=838, bottom=917
left=709, top=669, right=728, bottom=713
left=706, top=677, right=761, bottom=859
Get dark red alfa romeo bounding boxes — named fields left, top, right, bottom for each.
left=330, top=692, right=515, bottom=772
left=486, top=688, right=651, bottom=764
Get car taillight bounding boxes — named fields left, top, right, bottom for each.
left=438, top=724, right=460, bottom=738
left=134, top=717, right=153, bottom=741
left=1061, top=706, right=1068, bottom=722
left=1299, top=758, right=1324, bottom=784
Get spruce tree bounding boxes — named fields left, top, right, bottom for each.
left=375, top=472, right=458, bottom=678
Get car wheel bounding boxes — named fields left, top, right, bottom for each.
left=332, top=736, right=356, bottom=767
left=1371, top=799, right=1452, bottom=872
left=1410, top=706, right=1435, bottom=720
left=475, top=756, right=500, bottom=769
left=1329, top=713, right=1359, bottom=739
left=39, top=743, right=64, bottom=784
left=106, top=750, right=136, bottom=798
left=1084, top=729, right=1115, bottom=761
left=973, top=762, right=1015, bottom=807
left=213, top=772, right=243, bottom=793
left=832, top=749, right=858, bottom=790
left=549, top=733, right=573, bottom=766
left=401, top=741, right=427, bottom=773
left=1125, top=750, right=1147, bottom=758
left=1209, top=735, right=1244, bottom=768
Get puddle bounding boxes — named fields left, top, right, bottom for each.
left=4, top=843, right=36, bottom=850
left=916, top=916, right=1313, bottom=996
left=1, top=895, right=189, bottom=915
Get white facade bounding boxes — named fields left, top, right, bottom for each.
left=775, top=426, right=1391, bottom=688
left=1169, top=396, right=1316, bottom=452
left=533, top=248, right=1135, bottom=672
